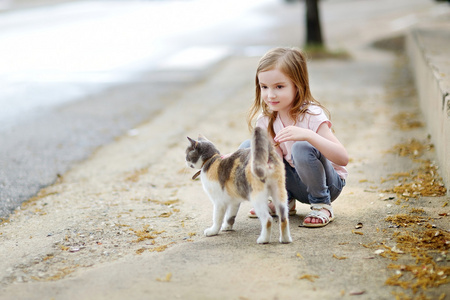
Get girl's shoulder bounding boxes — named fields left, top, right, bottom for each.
left=303, top=104, right=330, bottom=121
left=297, top=104, right=331, bottom=131
left=306, top=104, right=325, bottom=115
left=256, top=113, right=269, bottom=128
left=294, top=104, right=326, bottom=123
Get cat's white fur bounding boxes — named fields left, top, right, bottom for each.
left=200, top=170, right=292, bottom=244
left=186, top=128, right=292, bottom=244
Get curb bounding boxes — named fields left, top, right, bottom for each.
left=406, top=22, right=450, bottom=190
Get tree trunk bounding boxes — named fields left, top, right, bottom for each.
left=305, top=0, right=323, bottom=46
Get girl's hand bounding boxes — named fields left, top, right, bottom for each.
left=221, top=153, right=232, bottom=159
left=274, top=126, right=311, bottom=143
left=275, top=123, right=348, bottom=166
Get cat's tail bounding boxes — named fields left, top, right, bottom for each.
left=250, top=127, right=272, bottom=182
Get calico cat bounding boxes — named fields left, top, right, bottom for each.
left=185, top=127, right=292, bottom=244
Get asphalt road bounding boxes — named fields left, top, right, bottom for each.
left=0, top=0, right=303, bottom=218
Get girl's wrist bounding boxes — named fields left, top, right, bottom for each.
left=303, top=130, right=314, bottom=143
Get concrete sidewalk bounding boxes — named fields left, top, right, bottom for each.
left=0, top=2, right=449, bottom=300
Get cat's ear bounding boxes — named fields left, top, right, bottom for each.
left=198, top=134, right=209, bottom=142
left=187, top=137, right=198, bottom=148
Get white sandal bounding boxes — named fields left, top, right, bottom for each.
left=302, top=204, right=335, bottom=228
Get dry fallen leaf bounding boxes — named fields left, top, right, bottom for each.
left=156, top=272, right=172, bottom=282
left=298, top=274, right=319, bottom=282
left=158, top=212, right=173, bottom=218
left=149, top=245, right=169, bottom=252
left=333, top=254, right=348, bottom=260
left=136, top=248, right=146, bottom=255
left=392, top=112, right=423, bottom=130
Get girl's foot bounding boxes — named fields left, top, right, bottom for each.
left=303, top=204, right=334, bottom=228
left=303, top=209, right=331, bottom=225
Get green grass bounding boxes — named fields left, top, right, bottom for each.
left=303, top=44, right=351, bottom=60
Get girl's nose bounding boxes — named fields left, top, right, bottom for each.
left=268, top=89, right=276, bottom=98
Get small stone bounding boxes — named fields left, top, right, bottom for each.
left=69, top=247, right=80, bottom=252
left=349, top=290, right=365, bottom=296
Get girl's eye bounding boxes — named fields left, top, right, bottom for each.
left=277, top=85, right=284, bottom=89
left=260, top=85, right=267, bottom=89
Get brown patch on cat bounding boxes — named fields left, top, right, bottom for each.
left=281, top=218, right=288, bottom=232
left=223, top=159, right=242, bottom=199
left=201, top=153, right=253, bottom=199
left=205, top=159, right=220, bottom=182
left=245, top=166, right=265, bottom=190
left=266, top=219, right=272, bottom=230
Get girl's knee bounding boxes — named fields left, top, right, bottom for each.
left=239, top=139, right=251, bottom=149
left=291, top=141, right=316, bottom=161
left=292, top=141, right=312, bottom=152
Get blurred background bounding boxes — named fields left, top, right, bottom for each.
left=0, top=0, right=447, bottom=218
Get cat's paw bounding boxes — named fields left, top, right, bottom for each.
left=221, top=223, right=233, bottom=231
left=204, top=227, right=219, bottom=237
left=280, top=235, right=292, bottom=244
left=257, top=235, right=270, bottom=244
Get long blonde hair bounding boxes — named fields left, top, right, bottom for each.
left=247, top=47, right=329, bottom=139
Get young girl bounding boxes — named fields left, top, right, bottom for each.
left=243, top=47, right=348, bottom=227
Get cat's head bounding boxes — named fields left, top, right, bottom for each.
left=185, top=135, right=219, bottom=169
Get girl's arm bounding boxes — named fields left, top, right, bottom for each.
left=274, top=140, right=284, bottom=158
left=274, top=123, right=349, bottom=166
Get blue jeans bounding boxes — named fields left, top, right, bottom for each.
left=239, top=140, right=345, bottom=205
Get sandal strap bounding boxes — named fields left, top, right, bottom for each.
left=310, top=204, right=334, bottom=218
left=288, top=199, right=296, bottom=211
left=305, top=209, right=331, bottom=223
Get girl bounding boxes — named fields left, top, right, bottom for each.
left=243, top=47, right=348, bottom=227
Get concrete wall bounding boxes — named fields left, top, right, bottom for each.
left=406, top=27, right=450, bottom=191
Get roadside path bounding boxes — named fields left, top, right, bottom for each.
left=1, top=1, right=449, bottom=298
left=0, top=43, right=448, bottom=299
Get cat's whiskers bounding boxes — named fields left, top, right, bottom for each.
left=180, top=166, right=191, bottom=177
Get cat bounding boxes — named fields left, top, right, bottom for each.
left=185, top=127, right=292, bottom=244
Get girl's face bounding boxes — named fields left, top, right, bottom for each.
left=258, top=68, right=297, bottom=117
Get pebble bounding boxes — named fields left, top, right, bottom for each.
left=349, top=290, right=366, bottom=296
